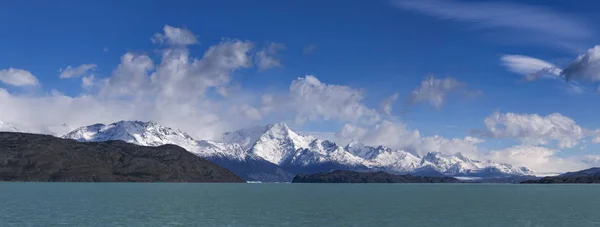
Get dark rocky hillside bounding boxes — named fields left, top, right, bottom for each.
left=521, top=167, right=600, bottom=184
left=0, top=132, right=245, bottom=182
left=292, top=170, right=460, bottom=183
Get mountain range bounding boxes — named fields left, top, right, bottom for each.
left=53, top=120, right=531, bottom=182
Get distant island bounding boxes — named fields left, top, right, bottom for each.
left=521, top=168, right=600, bottom=184
left=292, top=170, right=460, bottom=183
left=0, top=132, right=245, bottom=182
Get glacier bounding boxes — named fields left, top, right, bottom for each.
left=62, top=120, right=532, bottom=182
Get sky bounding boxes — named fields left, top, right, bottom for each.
left=1, top=0, right=600, bottom=174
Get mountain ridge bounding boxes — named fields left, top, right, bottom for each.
left=61, top=120, right=532, bottom=182
left=0, top=132, right=245, bottom=182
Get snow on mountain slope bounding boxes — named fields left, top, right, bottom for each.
left=345, top=141, right=381, bottom=159
left=63, top=120, right=532, bottom=180
left=418, top=152, right=530, bottom=176
left=284, top=139, right=366, bottom=167
left=62, top=120, right=296, bottom=182
left=225, top=123, right=315, bottom=165
left=63, top=120, right=249, bottom=161
left=0, top=121, right=20, bottom=132
left=224, top=123, right=533, bottom=177
left=367, top=148, right=422, bottom=173
left=64, top=121, right=198, bottom=150
left=222, top=124, right=271, bottom=151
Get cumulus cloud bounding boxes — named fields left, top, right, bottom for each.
left=391, top=0, right=591, bottom=49
left=407, top=76, right=473, bottom=109
left=152, top=25, right=198, bottom=46
left=0, top=26, right=262, bottom=140
left=562, top=45, right=600, bottom=82
left=59, top=64, right=97, bottom=79
left=81, top=75, right=95, bottom=88
left=474, top=112, right=598, bottom=149
left=485, top=145, right=589, bottom=174
left=288, top=75, right=380, bottom=124
left=99, top=53, right=154, bottom=98
left=336, top=120, right=482, bottom=157
left=0, top=68, right=39, bottom=86
left=380, top=93, right=399, bottom=115
left=255, top=42, right=285, bottom=71
left=336, top=119, right=596, bottom=174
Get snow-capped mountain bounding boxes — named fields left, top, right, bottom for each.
left=224, top=124, right=369, bottom=173
left=63, top=120, right=532, bottom=182
left=416, top=152, right=529, bottom=177
left=223, top=123, right=315, bottom=164
left=63, top=121, right=294, bottom=181
left=223, top=123, right=531, bottom=177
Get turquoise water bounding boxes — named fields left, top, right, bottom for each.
left=1, top=183, right=599, bottom=227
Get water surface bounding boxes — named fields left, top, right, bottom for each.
left=1, top=183, right=598, bottom=227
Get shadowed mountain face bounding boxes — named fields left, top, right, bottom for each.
left=292, top=170, right=460, bottom=183
left=521, top=168, right=600, bottom=184
left=0, top=132, right=245, bottom=182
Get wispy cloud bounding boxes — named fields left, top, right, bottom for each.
left=59, top=64, right=97, bottom=79
left=256, top=42, right=285, bottom=71
left=406, top=76, right=478, bottom=109
left=391, top=0, right=592, bottom=50
left=380, top=93, right=399, bottom=115
left=501, top=45, right=600, bottom=93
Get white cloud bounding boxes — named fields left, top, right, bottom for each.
left=0, top=68, right=39, bottom=86
left=485, top=145, right=589, bottom=174
left=380, top=93, right=399, bottom=115
left=336, top=120, right=482, bottom=157
left=256, top=42, right=285, bottom=71
left=336, top=119, right=596, bottom=174
left=0, top=26, right=263, bottom=140
left=475, top=112, right=594, bottom=149
left=81, top=75, right=95, bottom=88
left=288, top=75, right=380, bottom=124
left=501, top=46, right=600, bottom=93
left=152, top=25, right=198, bottom=46
left=100, top=53, right=154, bottom=98
left=391, top=0, right=591, bottom=49
left=59, top=64, right=97, bottom=79
left=562, top=45, right=600, bottom=82
left=501, top=55, right=562, bottom=81
left=407, top=76, right=469, bottom=109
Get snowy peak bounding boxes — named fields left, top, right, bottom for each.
left=64, top=120, right=252, bottom=161
left=62, top=120, right=533, bottom=179
left=222, top=122, right=316, bottom=165
left=222, top=122, right=295, bottom=150
left=345, top=142, right=391, bottom=160
left=63, top=120, right=198, bottom=151
left=250, top=123, right=315, bottom=165
left=418, top=151, right=531, bottom=176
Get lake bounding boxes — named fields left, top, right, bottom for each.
left=1, top=183, right=599, bottom=227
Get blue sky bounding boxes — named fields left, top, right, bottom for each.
left=2, top=0, right=600, bottom=173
